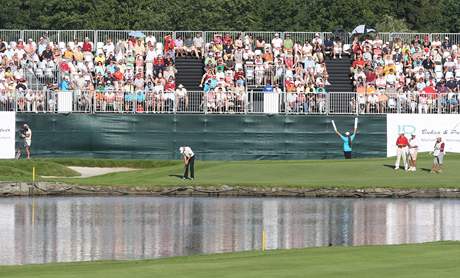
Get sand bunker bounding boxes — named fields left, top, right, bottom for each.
left=67, top=167, right=139, bottom=178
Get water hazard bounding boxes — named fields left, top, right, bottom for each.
left=0, top=196, right=459, bottom=265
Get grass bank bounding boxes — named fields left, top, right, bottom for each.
left=0, top=160, right=79, bottom=180
left=1, top=154, right=460, bottom=189
left=1, top=242, right=459, bottom=278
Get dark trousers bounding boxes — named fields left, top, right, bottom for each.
left=184, top=156, right=195, bottom=178
left=344, top=151, right=352, bottom=159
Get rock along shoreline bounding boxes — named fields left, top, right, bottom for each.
left=1, top=182, right=460, bottom=198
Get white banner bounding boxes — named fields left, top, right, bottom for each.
left=264, top=93, right=279, bottom=114
left=387, top=114, right=460, bottom=157
left=0, top=112, right=16, bottom=159
left=58, top=91, right=73, bottom=113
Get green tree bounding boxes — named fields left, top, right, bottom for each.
left=376, top=15, right=411, bottom=32
left=0, top=0, right=459, bottom=33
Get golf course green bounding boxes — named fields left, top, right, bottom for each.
left=1, top=242, right=459, bottom=278
left=0, top=154, right=459, bottom=189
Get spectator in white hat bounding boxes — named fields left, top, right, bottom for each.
left=175, top=84, right=188, bottom=111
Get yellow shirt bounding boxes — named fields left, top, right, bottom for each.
left=63, top=50, right=74, bottom=60
left=73, top=51, right=84, bottom=62
left=95, top=55, right=105, bottom=64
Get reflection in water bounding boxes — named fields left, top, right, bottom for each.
left=0, top=197, right=459, bottom=265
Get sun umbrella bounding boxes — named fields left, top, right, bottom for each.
left=128, top=31, right=146, bottom=38
left=351, top=25, right=376, bottom=35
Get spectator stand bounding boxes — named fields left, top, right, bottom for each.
left=1, top=29, right=460, bottom=115
left=349, top=31, right=460, bottom=115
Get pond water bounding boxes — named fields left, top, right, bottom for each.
left=0, top=196, right=459, bottom=265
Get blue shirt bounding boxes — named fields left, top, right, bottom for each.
left=340, top=134, right=356, bottom=152
left=59, top=80, right=70, bottom=91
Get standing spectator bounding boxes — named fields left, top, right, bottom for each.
left=175, top=84, right=188, bottom=111
left=17, top=124, right=32, bottom=159
left=271, top=33, right=283, bottom=57
left=82, top=37, right=92, bottom=52
left=0, top=38, right=6, bottom=53
left=408, top=134, right=419, bottom=171
left=283, top=34, right=293, bottom=54
left=395, top=133, right=409, bottom=170
left=431, top=137, right=445, bottom=173
left=179, top=146, right=195, bottom=180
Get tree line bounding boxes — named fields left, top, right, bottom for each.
left=0, top=0, right=459, bottom=33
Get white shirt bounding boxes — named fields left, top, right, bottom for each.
left=25, top=128, right=32, bottom=145
left=409, top=138, right=419, bottom=150
left=433, top=141, right=444, bottom=156
left=272, top=38, right=283, bottom=49
left=182, top=146, right=194, bottom=158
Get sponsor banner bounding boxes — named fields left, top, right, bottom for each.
left=387, top=114, right=460, bottom=157
left=0, top=112, right=16, bottom=159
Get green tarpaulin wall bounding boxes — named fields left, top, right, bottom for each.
left=16, top=114, right=387, bottom=160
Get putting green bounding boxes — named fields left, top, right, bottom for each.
left=1, top=154, right=460, bottom=189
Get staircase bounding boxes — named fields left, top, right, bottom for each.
left=325, top=56, right=353, bottom=92
left=175, top=56, right=204, bottom=91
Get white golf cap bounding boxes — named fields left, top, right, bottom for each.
left=345, top=132, right=350, bottom=136
left=179, top=147, right=184, bottom=153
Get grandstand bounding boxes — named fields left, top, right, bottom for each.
left=0, top=30, right=459, bottom=115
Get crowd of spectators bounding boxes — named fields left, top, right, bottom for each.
left=351, top=34, right=460, bottom=113
left=198, top=32, right=339, bottom=113
left=0, top=33, right=191, bottom=113
left=2, top=31, right=460, bottom=114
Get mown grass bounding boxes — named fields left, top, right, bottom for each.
left=0, top=242, right=459, bottom=278
left=1, top=154, right=460, bottom=189
left=61, top=154, right=460, bottom=189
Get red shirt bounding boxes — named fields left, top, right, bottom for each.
left=234, top=71, right=245, bottom=81
left=165, top=37, right=175, bottom=52
left=82, top=42, right=92, bottom=52
left=396, top=135, right=409, bottom=147
left=165, top=81, right=175, bottom=92
left=352, top=59, right=365, bottom=68
left=366, top=71, right=376, bottom=83
left=153, top=57, right=164, bottom=66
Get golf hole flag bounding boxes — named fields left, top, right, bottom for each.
left=387, top=114, right=460, bottom=157
left=0, top=112, right=16, bottom=159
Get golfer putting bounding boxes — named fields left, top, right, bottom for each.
left=332, top=118, right=358, bottom=159
left=179, top=146, right=195, bottom=180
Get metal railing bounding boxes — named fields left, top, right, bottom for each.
left=3, top=90, right=460, bottom=115
left=3, top=30, right=460, bottom=48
